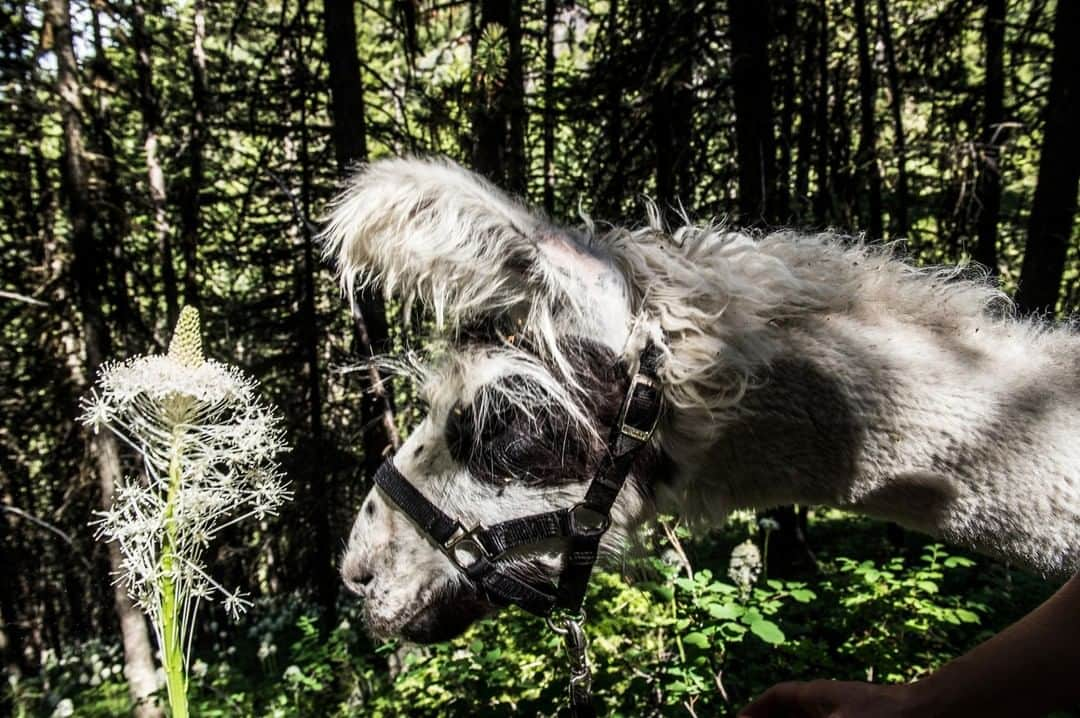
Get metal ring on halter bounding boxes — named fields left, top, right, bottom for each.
left=552, top=614, right=592, bottom=712
left=568, top=503, right=611, bottom=537
left=371, top=341, right=664, bottom=718
left=545, top=608, right=587, bottom=634
left=442, top=524, right=491, bottom=571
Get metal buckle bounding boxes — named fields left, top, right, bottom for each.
left=443, top=524, right=490, bottom=571
left=546, top=611, right=593, bottom=709
left=618, top=373, right=662, bottom=442
left=568, top=503, right=611, bottom=537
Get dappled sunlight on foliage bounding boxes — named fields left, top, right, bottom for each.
left=2, top=0, right=1077, bottom=714
left=12, top=512, right=1059, bottom=717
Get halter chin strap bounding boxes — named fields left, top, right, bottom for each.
left=372, top=341, right=664, bottom=617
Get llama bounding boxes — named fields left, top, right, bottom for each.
left=323, top=156, right=1080, bottom=644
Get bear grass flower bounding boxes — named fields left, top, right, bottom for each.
left=728, top=539, right=763, bottom=599
left=81, top=307, right=290, bottom=718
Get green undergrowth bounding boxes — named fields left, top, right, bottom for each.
left=12, top=510, right=1070, bottom=717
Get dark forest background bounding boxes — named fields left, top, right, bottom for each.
left=2, top=0, right=1079, bottom=715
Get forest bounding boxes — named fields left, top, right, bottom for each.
left=1, top=0, right=1079, bottom=715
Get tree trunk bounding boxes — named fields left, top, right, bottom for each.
left=877, top=0, right=909, bottom=239
left=504, top=0, right=526, bottom=196
left=776, top=0, right=797, bottom=222
left=973, top=0, right=1006, bottom=274
left=289, top=0, right=337, bottom=629
left=651, top=0, right=695, bottom=214
left=793, top=1, right=820, bottom=220
left=46, top=1, right=163, bottom=714
left=321, top=0, right=400, bottom=480
left=395, top=0, right=418, bottom=66
left=597, top=0, right=624, bottom=218
left=830, top=61, right=854, bottom=228
left=1015, top=0, right=1080, bottom=316
left=853, top=0, right=883, bottom=239
left=179, top=0, right=208, bottom=310
left=728, top=0, right=777, bottom=225
left=651, top=0, right=676, bottom=210
left=323, top=0, right=368, bottom=168
left=812, top=0, right=830, bottom=224
left=470, top=0, right=526, bottom=194
left=132, top=0, right=179, bottom=328
left=542, top=0, right=556, bottom=214
left=88, top=7, right=136, bottom=337
left=100, top=441, right=165, bottom=717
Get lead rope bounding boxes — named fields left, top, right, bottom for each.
left=547, top=610, right=595, bottom=718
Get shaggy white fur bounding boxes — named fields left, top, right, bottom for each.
left=321, top=157, right=633, bottom=382
left=324, top=156, right=1080, bottom=639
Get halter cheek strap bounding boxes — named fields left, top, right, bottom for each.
left=371, top=341, right=664, bottom=714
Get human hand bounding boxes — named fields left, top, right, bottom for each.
left=738, top=679, right=914, bottom=718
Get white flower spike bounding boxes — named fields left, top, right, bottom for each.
left=81, top=306, right=290, bottom=718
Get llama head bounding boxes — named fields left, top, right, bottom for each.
left=323, top=157, right=660, bottom=642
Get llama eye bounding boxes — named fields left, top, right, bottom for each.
left=445, top=389, right=516, bottom=465
left=446, top=378, right=590, bottom=486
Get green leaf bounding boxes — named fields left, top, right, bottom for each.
left=749, top=620, right=786, bottom=645
left=790, top=588, right=816, bottom=603
left=682, top=631, right=710, bottom=649
left=708, top=602, right=744, bottom=620
left=719, top=621, right=748, bottom=639
left=675, top=577, right=696, bottom=593
left=740, top=607, right=764, bottom=625
left=955, top=609, right=980, bottom=623
left=916, top=580, right=939, bottom=594
left=944, top=556, right=976, bottom=568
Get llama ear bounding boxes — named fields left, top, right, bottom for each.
left=320, top=156, right=629, bottom=346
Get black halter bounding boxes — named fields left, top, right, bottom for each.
left=371, top=343, right=664, bottom=716
left=373, top=342, right=664, bottom=616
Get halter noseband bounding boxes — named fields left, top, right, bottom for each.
left=371, top=342, right=664, bottom=715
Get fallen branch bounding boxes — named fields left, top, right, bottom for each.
left=1, top=505, right=91, bottom=569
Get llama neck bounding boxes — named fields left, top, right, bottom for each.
left=671, top=311, right=1080, bottom=578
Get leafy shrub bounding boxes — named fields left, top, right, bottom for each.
left=9, top=511, right=1061, bottom=717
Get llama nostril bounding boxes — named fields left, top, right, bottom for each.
left=346, top=572, right=375, bottom=595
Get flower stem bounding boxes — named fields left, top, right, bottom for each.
left=160, top=438, right=189, bottom=718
